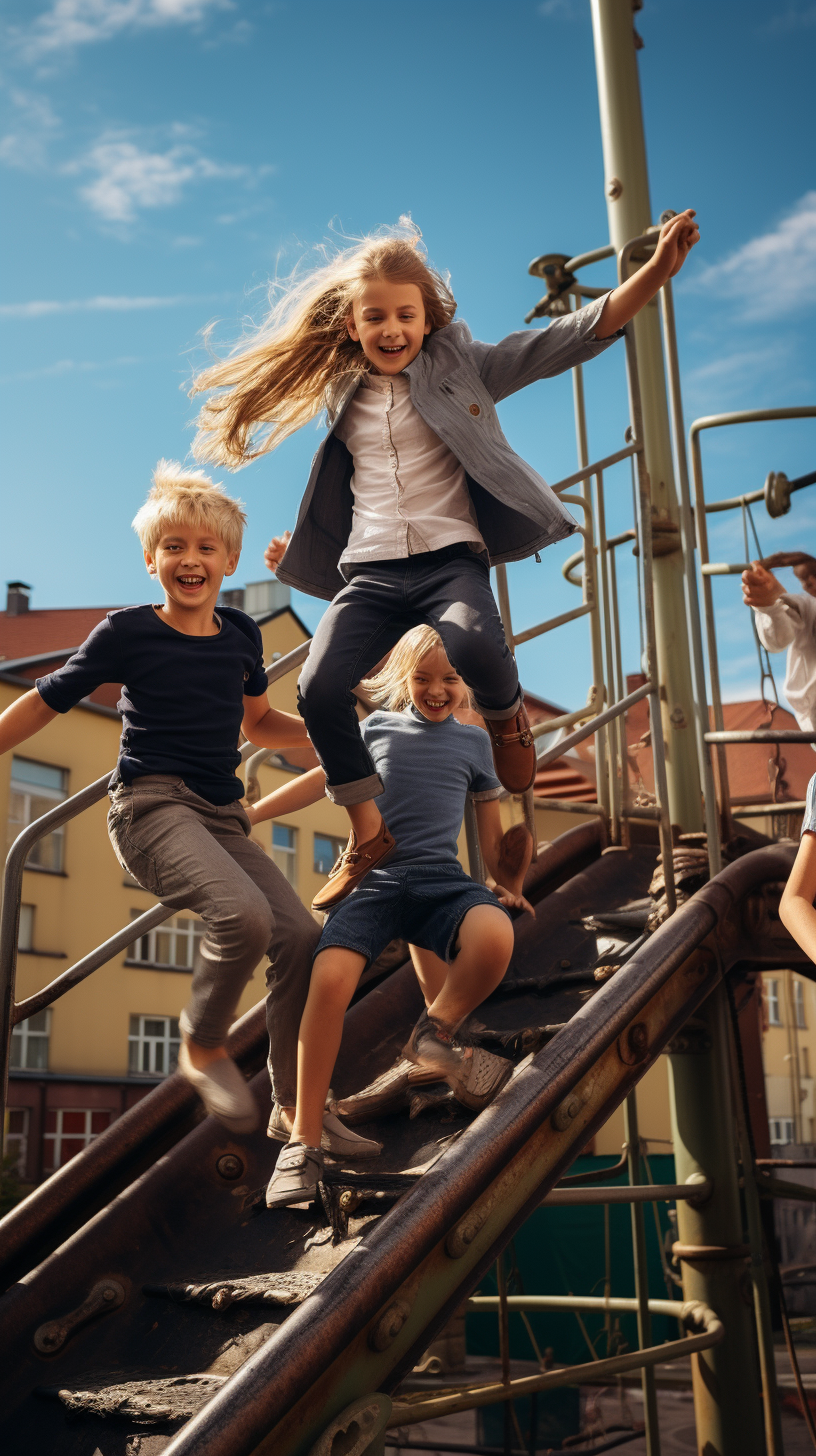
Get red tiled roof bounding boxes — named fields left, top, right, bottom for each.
left=625, top=676, right=813, bottom=805
left=0, top=607, right=116, bottom=663
left=523, top=689, right=597, bottom=803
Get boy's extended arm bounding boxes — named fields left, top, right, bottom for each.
left=245, top=766, right=327, bottom=826
left=474, top=799, right=534, bottom=914
left=780, top=832, right=816, bottom=963
left=241, top=693, right=309, bottom=751
left=0, top=689, right=58, bottom=757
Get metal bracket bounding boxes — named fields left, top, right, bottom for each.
left=306, top=1393, right=392, bottom=1456
left=34, top=1278, right=125, bottom=1354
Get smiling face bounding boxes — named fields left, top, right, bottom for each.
left=346, top=280, right=431, bottom=374
left=144, top=521, right=239, bottom=621
left=408, top=645, right=469, bottom=722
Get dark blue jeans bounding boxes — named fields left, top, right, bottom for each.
left=298, top=544, right=521, bottom=805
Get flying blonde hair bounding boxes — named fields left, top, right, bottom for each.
left=189, top=218, right=456, bottom=468
left=132, top=460, right=247, bottom=557
left=362, top=625, right=472, bottom=713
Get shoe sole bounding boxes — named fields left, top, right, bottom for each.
left=266, top=1124, right=382, bottom=1159
left=265, top=1182, right=320, bottom=1209
left=311, top=840, right=397, bottom=912
left=448, top=1059, right=514, bottom=1111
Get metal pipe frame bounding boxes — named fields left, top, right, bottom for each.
left=688, top=406, right=816, bottom=858
left=659, top=277, right=723, bottom=878
left=387, top=1301, right=722, bottom=1427
left=468, top=1292, right=705, bottom=1316
left=705, top=467, right=816, bottom=515
left=706, top=729, right=816, bottom=745
left=542, top=1178, right=712, bottom=1207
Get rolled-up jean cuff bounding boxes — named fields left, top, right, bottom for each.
left=477, top=694, right=522, bottom=721
left=325, top=772, right=384, bottom=806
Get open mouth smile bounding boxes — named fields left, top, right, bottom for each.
left=177, top=575, right=206, bottom=591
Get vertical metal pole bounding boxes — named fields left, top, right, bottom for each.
left=572, top=348, right=610, bottom=819
left=623, top=1092, right=661, bottom=1454
left=625, top=325, right=676, bottom=911
left=464, top=796, right=487, bottom=884
left=494, top=564, right=515, bottom=654
left=594, top=469, right=621, bottom=840
left=497, top=1254, right=512, bottom=1456
left=667, top=984, right=766, bottom=1454
left=688, top=426, right=734, bottom=848
left=659, top=280, right=723, bottom=877
left=590, top=0, right=702, bottom=834
left=726, top=995, right=785, bottom=1456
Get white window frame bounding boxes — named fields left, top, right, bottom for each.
left=271, top=823, right=298, bottom=886
left=8, top=757, right=68, bottom=873
left=10, top=1009, right=51, bottom=1071
left=127, top=913, right=203, bottom=971
left=3, top=1107, right=29, bottom=1175
left=794, top=980, right=807, bottom=1030
left=43, top=1108, right=110, bottom=1171
left=314, top=832, right=347, bottom=877
left=770, top=1117, right=795, bottom=1146
left=766, top=979, right=781, bottom=1026
left=128, top=1014, right=180, bottom=1077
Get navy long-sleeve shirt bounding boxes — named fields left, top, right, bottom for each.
left=36, top=604, right=269, bottom=804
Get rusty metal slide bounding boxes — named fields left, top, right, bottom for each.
left=0, top=826, right=802, bottom=1456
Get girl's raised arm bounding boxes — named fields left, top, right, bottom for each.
left=780, top=830, right=816, bottom=963
left=245, top=765, right=327, bottom=826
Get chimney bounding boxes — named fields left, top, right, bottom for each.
left=6, top=581, right=31, bottom=616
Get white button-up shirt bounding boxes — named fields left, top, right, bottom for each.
left=335, top=372, right=486, bottom=565
left=753, top=591, right=816, bottom=739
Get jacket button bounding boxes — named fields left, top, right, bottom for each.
left=469, top=403, right=481, bottom=416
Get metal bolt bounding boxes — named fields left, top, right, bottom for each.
left=216, top=1154, right=244, bottom=1180
left=560, top=959, right=571, bottom=969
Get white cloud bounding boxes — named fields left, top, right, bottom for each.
left=70, top=137, right=249, bottom=222
left=691, top=191, right=816, bottom=320
left=0, top=90, right=60, bottom=170
left=18, top=0, right=229, bottom=58
left=0, top=292, right=226, bottom=318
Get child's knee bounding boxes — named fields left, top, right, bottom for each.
left=311, top=948, right=365, bottom=1006
left=298, top=657, right=346, bottom=719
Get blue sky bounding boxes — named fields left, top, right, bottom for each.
left=1, top=0, right=814, bottom=711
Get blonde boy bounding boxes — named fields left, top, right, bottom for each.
left=0, top=464, right=368, bottom=1146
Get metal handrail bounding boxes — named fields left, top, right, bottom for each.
left=684, top=404, right=816, bottom=873
left=0, top=640, right=311, bottom=1131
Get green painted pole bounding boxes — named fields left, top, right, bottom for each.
left=590, top=0, right=702, bottom=832
left=667, top=986, right=765, bottom=1453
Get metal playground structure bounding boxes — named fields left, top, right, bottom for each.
left=1, top=3, right=816, bottom=1453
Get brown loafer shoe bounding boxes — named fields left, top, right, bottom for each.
left=484, top=705, right=536, bottom=794
left=311, top=820, right=396, bottom=911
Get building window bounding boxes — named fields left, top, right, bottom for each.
left=127, top=914, right=203, bottom=971
left=802, top=1046, right=811, bottom=1079
left=271, top=824, right=298, bottom=885
left=314, top=833, right=346, bottom=877
left=43, top=1109, right=111, bottom=1172
left=770, top=1117, right=795, bottom=1146
left=3, top=1108, right=29, bottom=1175
left=794, top=981, right=807, bottom=1030
left=18, top=904, right=34, bottom=952
left=766, top=980, right=782, bottom=1026
left=10, top=1010, right=51, bottom=1070
left=7, top=758, right=68, bottom=873
left=128, top=1015, right=180, bottom=1076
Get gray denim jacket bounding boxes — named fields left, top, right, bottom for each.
left=276, top=295, right=620, bottom=602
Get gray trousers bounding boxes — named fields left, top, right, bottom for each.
left=298, top=544, right=521, bottom=805
left=108, top=775, right=319, bottom=1105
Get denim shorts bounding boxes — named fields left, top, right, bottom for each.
left=316, top=862, right=509, bottom=967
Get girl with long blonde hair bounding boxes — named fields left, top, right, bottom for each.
left=192, top=211, right=700, bottom=912
left=244, top=625, right=534, bottom=1207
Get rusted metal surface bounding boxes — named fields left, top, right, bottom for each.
left=146, top=1273, right=325, bottom=1311
left=33, top=1279, right=125, bottom=1355
left=40, top=1373, right=227, bottom=1424
left=0, top=842, right=799, bottom=1456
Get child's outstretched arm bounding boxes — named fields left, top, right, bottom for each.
left=245, top=765, right=327, bottom=826
left=780, top=831, right=816, bottom=963
left=242, top=692, right=309, bottom=753
left=594, top=209, right=700, bottom=338
left=264, top=531, right=291, bottom=576
left=0, top=689, right=58, bottom=757
left=474, top=800, right=534, bottom=915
